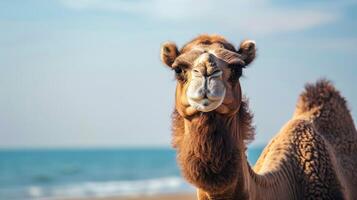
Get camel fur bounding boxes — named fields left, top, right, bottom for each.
left=160, top=35, right=357, bottom=200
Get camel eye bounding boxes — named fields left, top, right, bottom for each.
left=173, top=67, right=186, bottom=82
left=229, top=66, right=243, bottom=82
left=174, top=68, right=182, bottom=74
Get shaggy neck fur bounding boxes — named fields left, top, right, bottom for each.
left=170, top=79, right=356, bottom=200
left=172, top=101, right=255, bottom=199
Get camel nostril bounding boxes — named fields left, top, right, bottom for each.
left=202, top=99, right=209, bottom=106
left=199, top=88, right=208, bottom=98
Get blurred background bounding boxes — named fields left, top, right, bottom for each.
left=0, top=0, right=356, bottom=199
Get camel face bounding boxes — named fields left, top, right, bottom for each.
left=161, top=35, right=256, bottom=116
left=178, top=50, right=229, bottom=112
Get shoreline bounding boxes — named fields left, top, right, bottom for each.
left=61, top=193, right=196, bottom=200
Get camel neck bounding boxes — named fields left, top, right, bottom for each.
left=245, top=154, right=297, bottom=200
left=172, top=101, right=259, bottom=199
left=179, top=113, right=250, bottom=199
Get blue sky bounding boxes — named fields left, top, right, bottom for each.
left=0, top=0, right=356, bottom=148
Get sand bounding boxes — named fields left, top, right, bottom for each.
left=62, top=193, right=196, bottom=200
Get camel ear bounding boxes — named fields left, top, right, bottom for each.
left=237, top=40, right=256, bottom=66
left=161, top=42, right=179, bottom=67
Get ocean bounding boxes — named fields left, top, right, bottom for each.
left=0, top=147, right=264, bottom=200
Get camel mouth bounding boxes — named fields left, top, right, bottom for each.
left=187, top=97, right=224, bottom=112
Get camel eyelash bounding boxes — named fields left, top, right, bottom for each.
left=173, top=66, right=188, bottom=82
left=228, top=64, right=243, bottom=82
left=174, top=68, right=183, bottom=74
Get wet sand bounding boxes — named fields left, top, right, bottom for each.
left=62, top=193, right=196, bottom=200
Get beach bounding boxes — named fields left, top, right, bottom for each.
left=0, top=148, right=263, bottom=199
left=63, top=193, right=196, bottom=200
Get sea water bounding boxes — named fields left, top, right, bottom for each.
left=0, top=147, right=263, bottom=200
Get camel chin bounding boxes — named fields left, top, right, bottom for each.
left=187, top=97, right=224, bottom=112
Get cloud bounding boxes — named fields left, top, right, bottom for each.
left=296, top=37, right=357, bottom=52
left=59, top=0, right=148, bottom=13
left=200, top=0, right=342, bottom=36
left=59, top=0, right=345, bottom=35
left=59, top=0, right=215, bottom=19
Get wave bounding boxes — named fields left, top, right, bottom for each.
left=32, top=174, right=54, bottom=183
left=26, top=176, right=194, bottom=200
left=58, top=165, right=82, bottom=175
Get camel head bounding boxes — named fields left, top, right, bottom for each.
left=161, top=35, right=256, bottom=117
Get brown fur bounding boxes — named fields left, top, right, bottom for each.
left=181, top=34, right=236, bottom=53
left=161, top=41, right=179, bottom=67
left=172, top=101, right=254, bottom=194
left=179, top=35, right=255, bottom=67
left=161, top=35, right=357, bottom=200
left=295, top=79, right=357, bottom=153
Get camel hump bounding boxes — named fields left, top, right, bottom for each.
left=294, top=79, right=357, bottom=149
left=297, top=79, right=347, bottom=114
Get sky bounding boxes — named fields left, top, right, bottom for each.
left=0, top=0, right=356, bottom=148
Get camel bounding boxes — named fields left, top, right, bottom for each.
left=160, top=34, right=357, bottom=200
